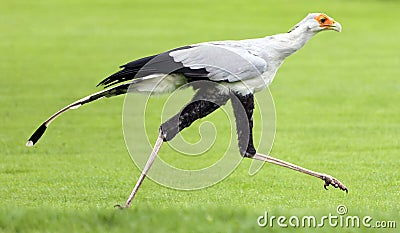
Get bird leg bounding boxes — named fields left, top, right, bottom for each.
left=252, top=153, right=348, bottom=192
left=230, top=92, right=256, bottom=157
left=115, top=130, right=164, bottom=209
left=117, top=87, right=229, bottom=208
left=229, top=92, right=347, bottom=192
left=160, top=86, right=230, bottom=141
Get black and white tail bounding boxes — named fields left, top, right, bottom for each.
left=26, top=46, right=209, bottom=147
left=26, top=82, right=130, bottom=147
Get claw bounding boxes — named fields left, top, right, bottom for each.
left=322, top=174, right=348, bottom=193
left=114, top=204, right=126, bottom=209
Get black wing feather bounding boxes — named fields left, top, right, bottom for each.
left=97, top=46, right=209, bottom=88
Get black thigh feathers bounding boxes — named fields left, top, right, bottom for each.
left=160, top=87, right=256, bottom=157
left=231, top=92, right=256, bottom=157
left=160, top=85, right=230, bottom=141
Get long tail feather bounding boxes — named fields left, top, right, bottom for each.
left=26, top=83, right=130, bottom=147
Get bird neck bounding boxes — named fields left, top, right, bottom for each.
left=266, top=26, right=317, bottom=59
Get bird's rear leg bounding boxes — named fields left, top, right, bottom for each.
left=159, top=114, right=180, bottom=141
left=160, top=95, right=229, bottom=142
left=116, top=130, right=165, bottom=208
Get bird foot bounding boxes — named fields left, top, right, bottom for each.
left=321, top=174, right=348, bottom=193
left=114, top=204, right=128, bottom=209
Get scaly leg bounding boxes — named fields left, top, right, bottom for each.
left=115, top=131, right=164, bottom=208
left=118, top=87, right=229, bottom=208
left=252, top=153, right=348, bottom=192
left=230, top=92, right=347, bottom=192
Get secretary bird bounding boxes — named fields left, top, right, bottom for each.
left=27, top=13, right=348, bottom=208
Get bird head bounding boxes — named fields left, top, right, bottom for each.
left=289, top=13, right=342, bottom=33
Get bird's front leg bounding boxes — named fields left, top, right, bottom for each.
left=230, top=92, right=256, bottom=157
left=230, top=92, right=347, bottom=192
left=252, top=153, right=348, bottom=192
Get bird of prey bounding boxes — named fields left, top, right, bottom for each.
left=27, top=13, right=348, bottom=208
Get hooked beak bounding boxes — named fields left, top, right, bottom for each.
left=330, top=21, right=342, bottom=32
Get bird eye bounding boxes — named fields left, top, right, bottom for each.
left=320, top=18, right=327, bottom=24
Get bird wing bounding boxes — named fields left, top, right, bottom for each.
left=169, top=43, right=267, bottom=82
left=97, top=42, right=267, bottom=88
left=97, top=46, right=210, bottom=87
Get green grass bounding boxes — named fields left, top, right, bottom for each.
left=1, top=0, right=399, bottom=232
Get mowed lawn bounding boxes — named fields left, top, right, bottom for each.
left=0, top=0, right=399, bottom=232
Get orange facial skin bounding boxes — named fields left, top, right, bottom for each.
left=314, top=13, right=336, bottom=29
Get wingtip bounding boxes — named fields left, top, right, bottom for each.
left=26, top=140, right=34, bottom=147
